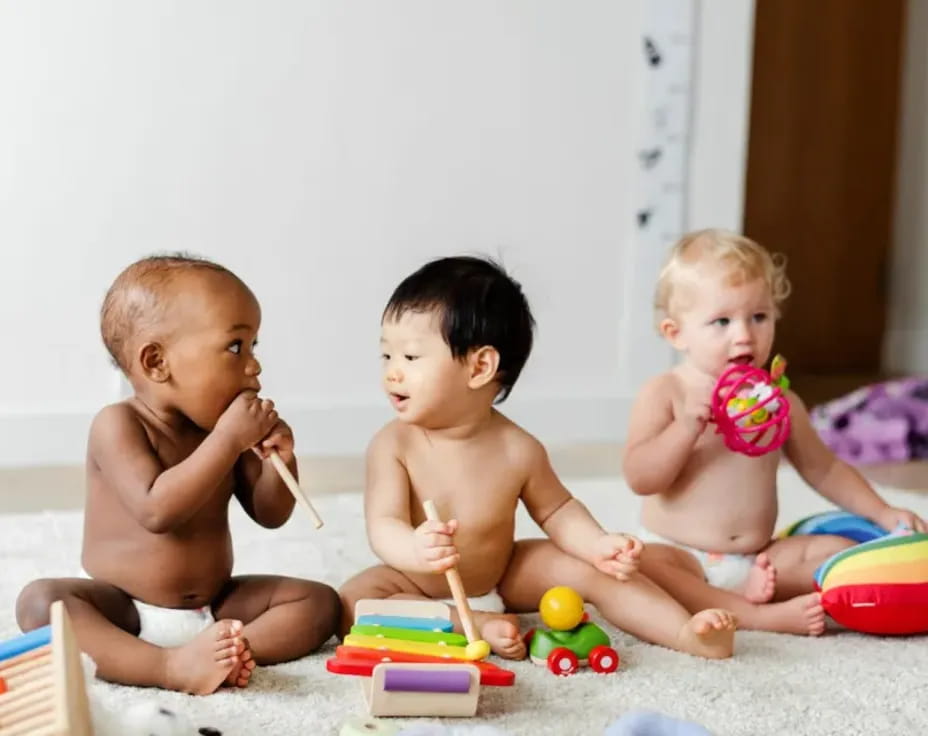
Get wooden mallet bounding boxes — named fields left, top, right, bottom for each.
left=267, top=451, right=324, bottom=529
left=422, top=499, right=491, bottom=661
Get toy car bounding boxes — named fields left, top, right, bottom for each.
left=523, top=586, right=620, bottom=676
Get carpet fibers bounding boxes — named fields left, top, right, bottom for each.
left=1, top=467, right=926, bottom=735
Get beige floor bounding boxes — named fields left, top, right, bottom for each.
left=0, top=443, right=924, bottom=513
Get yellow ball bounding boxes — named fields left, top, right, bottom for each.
left=539, top=586, right=585, bottom=630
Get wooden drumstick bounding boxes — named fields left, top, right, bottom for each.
left=268, top=451, right=324, bottom=529
left=422, top=500, right=490, bottom=661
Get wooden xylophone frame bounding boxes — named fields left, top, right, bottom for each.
left=0, top=601, right=92, bottom=736
left=328, top=599, right=514, bottom=717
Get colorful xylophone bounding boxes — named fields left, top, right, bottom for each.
left=0, top=601, right=92, bottom=736
left=327, top=599, right=514, bottom=717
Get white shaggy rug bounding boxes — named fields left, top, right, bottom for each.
left=2, top=467, right=928, bottom=736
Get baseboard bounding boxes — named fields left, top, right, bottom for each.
left=0, top=395, right=632, bottom=469
left=882, top=328, right=928, bottom=375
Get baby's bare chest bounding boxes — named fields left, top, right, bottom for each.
left=672, top=429, right=781, bottom=505
left=403, top=448, right=523, bottom=527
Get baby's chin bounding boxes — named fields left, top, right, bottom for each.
left=391, top=404, right=420, bottom=424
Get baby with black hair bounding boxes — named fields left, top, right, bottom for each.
left=340, top=256, right=738, bottom=660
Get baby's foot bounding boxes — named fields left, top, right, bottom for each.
left=476, top=614, right=526, bottom=660
left=676, top=608, right=736, bottom=659
left=761, top=592, right=826, bottom=636
left=225, top=636, right=256, bottom=688
left=741, top=553, right=777, bottom=603
left=162, top=619, right=244, bottom=695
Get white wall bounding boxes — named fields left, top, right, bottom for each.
left=885, top=0, right=928, bottom=374
left=0, top=1, right=755, bottom=467
left=687, top=0, right=756, bottom=232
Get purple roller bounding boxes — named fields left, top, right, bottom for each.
left=382, top=668, right=471, bottom=693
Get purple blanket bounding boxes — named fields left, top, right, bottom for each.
left=811, top=377, right=928, bottom=465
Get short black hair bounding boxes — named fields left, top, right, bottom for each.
left=384, top=256, right=535, bottom=402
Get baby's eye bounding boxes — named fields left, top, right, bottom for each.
left=753, top=312, right=768, bottom=323
left=381, top=352, right=391, bottom=361
left=712, top=317, right=730, bottom=327
left=404, top=354, right=419, bottom=361
left=227, top=340, right=242, bottom=354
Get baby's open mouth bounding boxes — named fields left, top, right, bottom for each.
left=389, top=393, right=409, bottom=408
left=729, top=354, right=754, bottom=366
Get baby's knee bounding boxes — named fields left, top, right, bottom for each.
left=300, top=580, right=342, bottom=644
left=550, top=561, right=609, bottom=603
left=338, top=565, right=408, bottom=611
left=813, top=534, right=856, bottom=559
left=16, top=579, right=60, bottom=630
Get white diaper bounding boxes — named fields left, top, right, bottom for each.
left=131, top=599, right=216, bottom=648
left=439, top=587, right=506, bottom=614
left=81, top=569, right=215, bottom=648
left=638, top=527, right=756, bottom=591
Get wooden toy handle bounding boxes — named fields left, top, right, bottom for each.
left=422, top=500, right=481, bottom=645
left=268, top=451, right=324, bottom=529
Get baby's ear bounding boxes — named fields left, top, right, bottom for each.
left=467, top=345, right=500, bottom=390
left=138, top=342, right=170, bottom=383
left=659, top=317, right=682, bottom=347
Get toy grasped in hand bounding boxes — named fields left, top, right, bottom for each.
left=523, top=586, right=619, bottom=676
left=712, top=354, right=791, bottom=456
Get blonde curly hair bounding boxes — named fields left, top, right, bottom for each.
left=654, top=228, right=791, bottom=328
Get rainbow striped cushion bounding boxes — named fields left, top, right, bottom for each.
left=814, top=532, right=928, bottom=635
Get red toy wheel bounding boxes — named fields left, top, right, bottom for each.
left=589, top=645, right=619, bottom=673
left=523, top=628, right=536, bottom=649
left=547, top=647, right=579, bottom=676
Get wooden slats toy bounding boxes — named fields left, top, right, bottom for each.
left=0, top=602, right=92, bottom=736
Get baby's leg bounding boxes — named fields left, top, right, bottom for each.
left=499, top=540, right=736, bottom=659
left=16, top=578, right=245, bottom=694
left=764, top=534, right=856, bottom=600
left=338, top=564, right=425, bottom=636
left=638, top=544, right=826, bottom=635
left=212, top=575, right=340, bottom=670
left=339, top=565, right=524, bottom=659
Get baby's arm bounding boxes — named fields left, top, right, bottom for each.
left=520, top=437, right=641, bottom=580
left=90, top=403, right=243, bottom=533
left=234, top=418, right=298, bottom=528
left=365, top=428, right=459, bottom=574
left=623, top=373, right=710, bottom=495
left=785, top=391, right=926, bottom=531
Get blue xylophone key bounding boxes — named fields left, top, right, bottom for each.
left=356, top=615, right=453, bottom=632
left=0, top=625, right=52, bottom=662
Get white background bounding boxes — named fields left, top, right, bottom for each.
left=0, top=1, right=756, bottom=466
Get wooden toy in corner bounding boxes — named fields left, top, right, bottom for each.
left=0, top=601, right=93, bottom=735
left=524, top=586, right=620, bottom=676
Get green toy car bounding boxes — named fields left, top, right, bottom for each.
left=524, top=586, right=620, bottom=676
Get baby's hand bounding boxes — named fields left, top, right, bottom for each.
left=680, top=373, right=716, bottom=434
left=254, top=419, right=295, bottom=463
left=214, top=391, right=279, bottom=452
left=877, top=506, right=927, bottom=534
left=413, top=518, right=461, bottom=574
left=593, top=533, right=642, bottom=581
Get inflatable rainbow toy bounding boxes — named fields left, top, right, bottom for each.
left=814, top=531, right=928, bottom=635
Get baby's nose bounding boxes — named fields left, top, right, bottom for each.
left=733, top=321, right=752, bottom=341
left=246, top=356, right=262, bottom=376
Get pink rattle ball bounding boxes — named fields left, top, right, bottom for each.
left=711, top=364, right=790, bottom=456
